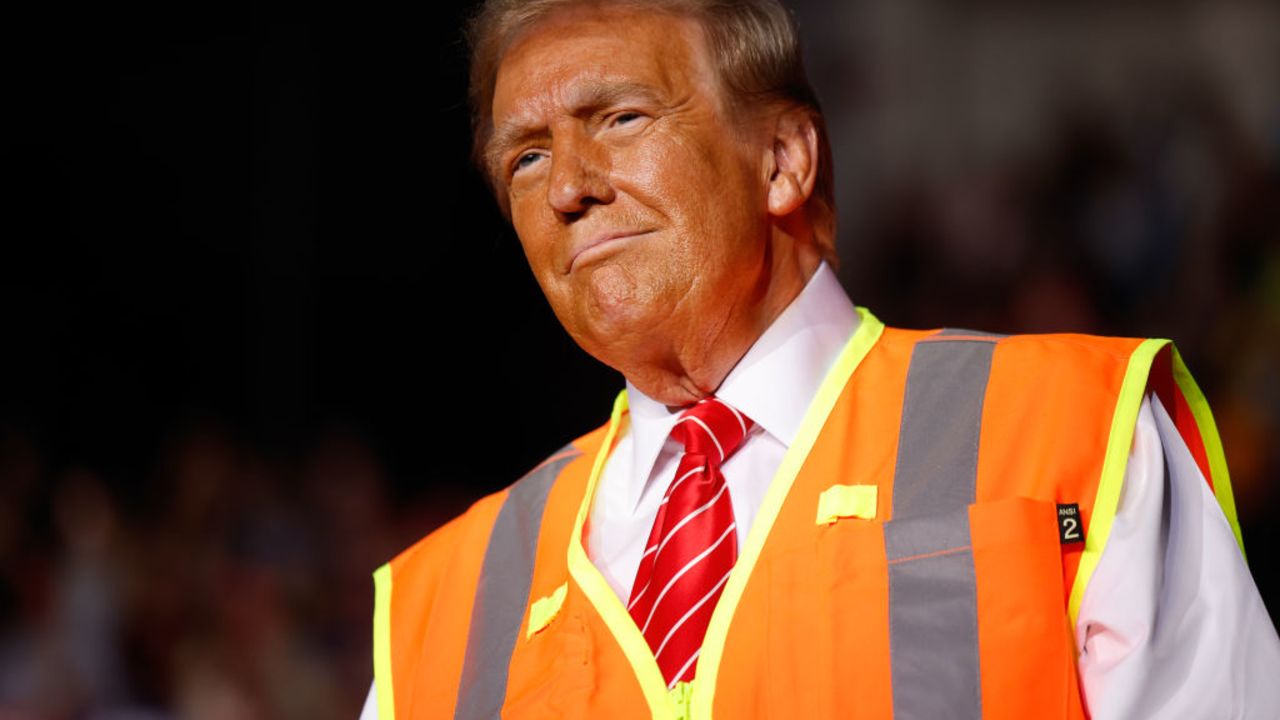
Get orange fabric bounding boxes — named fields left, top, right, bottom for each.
left=969, top=334, right=1142, bottom=718
left=387, top=491, right=508, bottom=718
left=975, top=334, right=1139, bottom=609
left=969, top=498, right=1081, bottom=720
left=379, top=327, right=1197, bottom=719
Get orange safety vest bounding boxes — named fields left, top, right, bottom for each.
left=371, top=310, right=1243, bottom=720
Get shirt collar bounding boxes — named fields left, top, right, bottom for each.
left=622, top=261, right=860, bottom=509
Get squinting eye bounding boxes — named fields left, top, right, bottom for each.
left=614, top=112, right=642, bottom=125
left=513, top=152, right=543, bottom=173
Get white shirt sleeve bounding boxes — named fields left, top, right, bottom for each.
left=1077, top=393, right=1280, bottom=719
left=359, top=681, right=376, bottom=720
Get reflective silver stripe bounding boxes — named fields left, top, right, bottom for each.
left=886, top=334, right=997, bottom=720
left=892, top=337, right=997, bottom=518
left=454, top=446, right=580, bottom=720
left=885, top=512, right=980, bottom=720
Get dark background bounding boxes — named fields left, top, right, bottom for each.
left=2, top=0, right=1277, bottom=717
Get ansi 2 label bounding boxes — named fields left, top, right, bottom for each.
left=1057, top=503, right=1084, bottom=545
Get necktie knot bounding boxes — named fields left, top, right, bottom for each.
left=670, top=398, right=753, bottom=466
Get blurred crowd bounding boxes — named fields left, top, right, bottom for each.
left=0, top=423, right=470, bottom=719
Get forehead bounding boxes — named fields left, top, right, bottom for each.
left=491, top=7, right=716, bottom=130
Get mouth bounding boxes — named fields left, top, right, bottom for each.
left=567, top=230, right=655, bottom=273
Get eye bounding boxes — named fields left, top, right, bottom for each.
left=613, top=111, right=643, bottom=126
left=512, top=151, right=545, bottom=175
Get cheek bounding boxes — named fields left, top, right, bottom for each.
left=621, top=141, right=721, bottom=255
left=638, top=128, right=756, bottom=223
left=511, top=205, right=558, bottom=274
left=625, top=133, right=712, bottom=206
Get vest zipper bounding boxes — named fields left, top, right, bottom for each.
left=670, top=681, right=694, bottom=720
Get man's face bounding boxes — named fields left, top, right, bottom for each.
left=489, top=6, right=775, bottom=385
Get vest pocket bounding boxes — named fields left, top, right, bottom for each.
left=966, top=496, right=1078, bottom=720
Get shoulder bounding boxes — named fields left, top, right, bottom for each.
left=992, top=332, right=1164, bottom=398
left=878, top=324, right=1157, bottom=358
left=994, top=332, right=1166, bottom=377
left=386, top=485, right=507, bottom=590
left=876, top=324, right=1166, bottom=392
left=388, top=419, right=612, bottom=574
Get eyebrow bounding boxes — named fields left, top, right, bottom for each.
left=486, top=80, right=667, bottom=170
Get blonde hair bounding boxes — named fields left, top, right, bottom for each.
left=466, top=0, right=837, bottom=265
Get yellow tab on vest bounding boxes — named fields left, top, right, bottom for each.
left=816, top=484, right=878, bottom=524
left=526, top=582, right=568, bottom=639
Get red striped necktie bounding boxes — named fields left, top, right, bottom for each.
left=627, top=397, right=754, bottom=688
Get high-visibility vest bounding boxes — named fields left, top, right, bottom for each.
left=371, top=309, right=1243, bottom=720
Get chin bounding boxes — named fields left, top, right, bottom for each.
left=567, top=304, right=660, bottom=370
left=558, top=263, right=684, bottom=364
left=577, top=265, right=661, bottom=327
left=581, top=306, right=653, bottom=352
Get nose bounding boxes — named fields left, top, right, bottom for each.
left=546, top=132, right=615, bottom=221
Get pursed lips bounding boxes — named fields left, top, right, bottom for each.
left=566, top=229, right=655, bottom=273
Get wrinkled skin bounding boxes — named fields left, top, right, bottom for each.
left=489, top=5, right=822, bottom=406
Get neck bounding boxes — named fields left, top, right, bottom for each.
left=622, top=227, right=823, bottom=407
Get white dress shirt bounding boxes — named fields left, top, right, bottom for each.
left=361, top=262, right=1279, bottom=719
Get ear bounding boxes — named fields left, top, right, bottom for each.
left=765, top=107, right=819, bottom=219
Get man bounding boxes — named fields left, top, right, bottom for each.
left=362, top=0, right=1279, bottom=717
